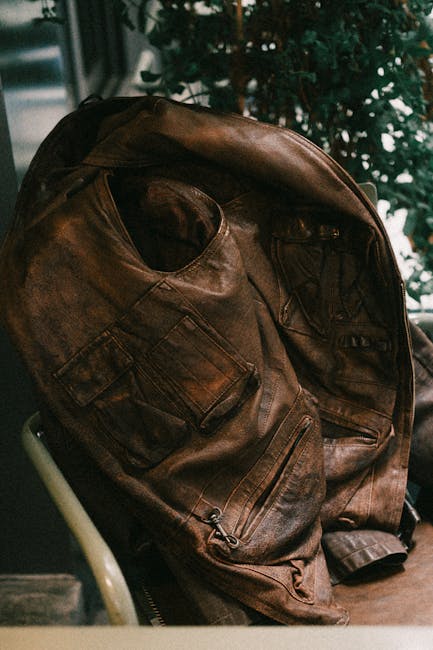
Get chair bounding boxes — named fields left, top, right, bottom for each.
left=21, top=412, right=139, bottom=626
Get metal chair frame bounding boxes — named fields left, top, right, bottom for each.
left=21, top=412, right=139, bottom=626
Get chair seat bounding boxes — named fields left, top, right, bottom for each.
left=333, top=521, right=433, bottom=625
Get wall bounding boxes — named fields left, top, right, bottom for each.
left=0, top=76, right=71, bottom=573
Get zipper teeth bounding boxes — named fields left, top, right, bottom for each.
left=139, top=587, right=166, bottom=626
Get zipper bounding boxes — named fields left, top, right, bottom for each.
left=202, top=415, right=314, bottom=548
left=135, top=586, right=166, bottom=626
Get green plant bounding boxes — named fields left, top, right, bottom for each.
left=35, top=0, right=433, bottom=304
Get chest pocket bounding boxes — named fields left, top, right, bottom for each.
left=146, top=314, right=258, bottom=431
left=54, top=305, right=259, bottom=469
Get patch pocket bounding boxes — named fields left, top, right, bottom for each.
left=147, top=315, right=259, bottom=433
left=55, top=331, right=134, bottom=407
left=54, top=331, right=189, bottom=468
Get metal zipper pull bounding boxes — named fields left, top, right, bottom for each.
left=204, top=507, right=239, bottom=549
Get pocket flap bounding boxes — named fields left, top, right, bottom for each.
left=147, top=315, right=259, bottom=431
left=55, top=332, right=134, bottom=406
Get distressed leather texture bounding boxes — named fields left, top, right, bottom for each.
left=0, top=97, right=420, bottom=625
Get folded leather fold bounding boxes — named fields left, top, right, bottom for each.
left=322, top=529, right=408, bottom=585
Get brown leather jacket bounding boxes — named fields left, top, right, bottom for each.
left=0, top=97, right=416, bottom=625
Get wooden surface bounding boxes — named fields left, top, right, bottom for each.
left=333, top=521, right=433, bottom=625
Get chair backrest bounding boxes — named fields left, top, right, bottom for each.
left=358, top=181, right=378, bottom=207
left=21, top=412, right=139, bottom=626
